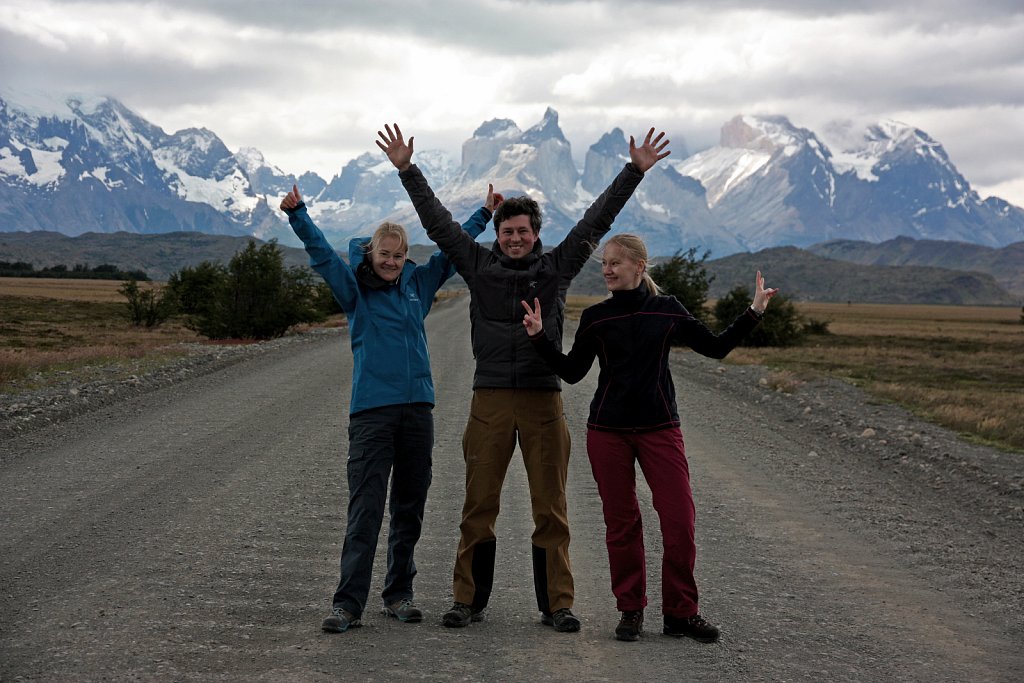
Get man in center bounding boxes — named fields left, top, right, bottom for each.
left=378, top=122, right=670, bottom=632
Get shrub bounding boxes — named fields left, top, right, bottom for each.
left=175, top=241, right=326, bottom=340
left=166, top=261, right=226, bottom=316
left=713, top=284, right=806, bottom=347
left=119, top=279, right=176, bottom=328
left=649, top=247, right=714, bottom=318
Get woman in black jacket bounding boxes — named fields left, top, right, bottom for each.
left=521, top=233, right=777, bottom=643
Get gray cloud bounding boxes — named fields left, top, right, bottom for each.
left=2, top=0, right=1023, bottom=204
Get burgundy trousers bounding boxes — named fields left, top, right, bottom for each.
left=586, top=427, right=700, bottom=618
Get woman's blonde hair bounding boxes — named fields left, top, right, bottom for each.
left=366, top=221, right=409, bottom=256
left=605, top=233, right=659, bottom=295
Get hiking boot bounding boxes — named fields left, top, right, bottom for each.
left=322, top=606, right=361, bottom=633
left=541, top=608, right=581, bottom=633
left=663, top=613, right=720, bottom=643
left=442, top=602, right=484, bottom=628
left=615, top=609, right=644, bottom=641
left=382, top=598, right=423, bottom=623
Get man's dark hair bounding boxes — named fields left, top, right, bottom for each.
left=493, top=196, right=542, bottom=234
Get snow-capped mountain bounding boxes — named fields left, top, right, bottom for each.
left=677, top=114, right=1024, bottom=250
left=2, top=88, right=1022, bottom=258
left=0, top=88, right=269, bottom=236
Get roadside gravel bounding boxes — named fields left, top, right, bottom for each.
left=2, top=302, right=1022, bottom=681
left=0, top=329, right=338, bottom=443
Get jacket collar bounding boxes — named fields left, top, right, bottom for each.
left=491, top=237, right=543, bottom=270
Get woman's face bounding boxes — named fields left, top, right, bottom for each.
left=371, top=234, right=406, bottom=282
left=602, top=242, right=644, bottom=292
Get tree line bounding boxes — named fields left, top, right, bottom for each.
left=1, top=261, right=150, bottom=281
left=122, top=240, right=829, bottom=344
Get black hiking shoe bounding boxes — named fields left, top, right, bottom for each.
left=382, top=598, right=423, bottom=623
left=442, top=602, right=483, bottom=628
left=615, top=609, right=644, bottom=641
left=322, top=606, right=361, bottom=633
left=663, top=613, right=720, bottom=643
left=541, top=608, right=581, bottom=633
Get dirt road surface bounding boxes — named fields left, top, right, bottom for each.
left=2, top=299, right=1022, bottom=681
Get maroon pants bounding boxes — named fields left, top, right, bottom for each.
left=586, top=427, right=699, bottom=618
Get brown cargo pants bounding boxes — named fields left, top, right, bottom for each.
left=452, top=388, right=574, bottom=615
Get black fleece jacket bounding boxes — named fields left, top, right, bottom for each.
left=530, top=285, right=762, bottom=432
left=399, top=161, right=645, bottom=390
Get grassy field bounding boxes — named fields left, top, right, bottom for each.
left=568, top=296, right=1023, bottom=452
left=0, top=278, right=204, bottom=387
left=3, top=279, right=1021, bottom=452
left=730, top=302, right=1024, bottom=452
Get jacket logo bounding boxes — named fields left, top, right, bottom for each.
left=528, top=280, right=538, bottom=289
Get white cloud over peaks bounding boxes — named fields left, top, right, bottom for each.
left=2, top=0, right=1023, bottom=206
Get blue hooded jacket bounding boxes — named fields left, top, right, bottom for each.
left=285, top=203, right=489, bottom=414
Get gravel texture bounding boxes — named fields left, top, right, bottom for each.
left=1, top=302, right=1021, bottom=681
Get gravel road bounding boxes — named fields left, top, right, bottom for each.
left=1, top=298, right=1022, bottom=682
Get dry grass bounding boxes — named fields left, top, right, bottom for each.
left=725, top=302, right=1024, bottom=452
left=0, top=277, right=133, bottom=302
left=0, top=278, right=202, bottom=387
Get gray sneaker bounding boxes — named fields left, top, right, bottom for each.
left=322, top=606, right=361, bottom=633
left=382, top=598, right=423, bottom=623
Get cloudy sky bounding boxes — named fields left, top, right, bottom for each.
left=2, top=0, right=1023, bottom=205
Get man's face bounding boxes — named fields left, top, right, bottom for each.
left=496, top=214, right=538, bottom=260
left=370, top=234, right=406, bottom=282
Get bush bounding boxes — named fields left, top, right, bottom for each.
left=166, top=261, right=226, bottom=316
left=119, top=279, right=176, bottom=328
left=712, top=284, right=806, bottom=347
left=173, top=241, right=327, bottom=340
left=649, top=247, right=714, bottom=318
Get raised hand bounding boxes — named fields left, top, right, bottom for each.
left=376, top=123, right=414, bottom=172
left=752, top=270, right=779, bottom=313
left=629, top=127, right=671, bottom=173
left=280, top=184, right=302, bottom=212
left=521, top=297, right=543, bottom=337
left=485, top=183, right=505, bottom=212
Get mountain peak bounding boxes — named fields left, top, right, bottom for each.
left=721, top=114, right=805, bottom=153
left=522, top=107, right=567, bottom=145
left=472, top=118, right=521, bottom=139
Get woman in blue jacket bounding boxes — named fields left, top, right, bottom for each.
left=280, top=183, right=496, bottom=633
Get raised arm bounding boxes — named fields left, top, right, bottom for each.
left=674, top=271, right=777, bottom=358
left=379, top=123, right=488, bottom=274
left=280, top=184, right=358, bottom=313
left=549, top=127, right=670, bottom=276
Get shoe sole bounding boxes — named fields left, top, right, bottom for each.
left=442, top=612, right=484, bottom=628
left=663, top=629, right=718, bottom=643
left=382, top=608, right=423, bottom=623
left=541, top=616, right=581, bottom=633
left=322, top=620, right=361, bottom=633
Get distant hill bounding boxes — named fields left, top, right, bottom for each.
left=702, top=247, right=1017, bottom=305
left=2, top=231, right=1018, bottom=306
left=807, top=237, right=1024, bottom=298
left=0, top=230, right=458, bottom=284
left=568, top=243, right=1019, bottom=306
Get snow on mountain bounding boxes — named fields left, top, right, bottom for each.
left=0, top=88, right=254, bottom=236
left=1, top=88, right=1021, bottom=257
left=672, top=114, right=1023, bottom=250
